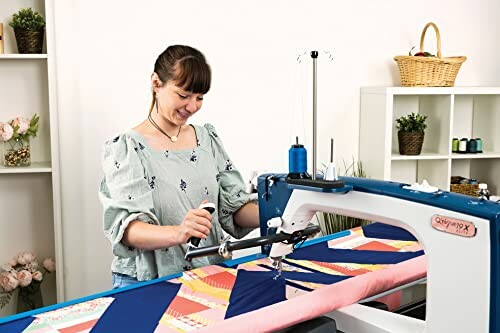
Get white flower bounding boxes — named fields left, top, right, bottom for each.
left=42, top=258, right=56, bottom=273
left=0, top=272, right=19, bottom=292
left=22, top=252, right=36, bottom=265
left=10, top=117, right=30, bottom=135
left=17, top=270, right=32, bottom=287
left=16, top=252, right=36, bottom=266
left=32, top=271, right=43, bottom=282
left=0, top=123, right=14, bottom=142
left=16, top=253, right=27, bottom=266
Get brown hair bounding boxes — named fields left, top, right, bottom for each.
left=150, top=45, right=211, bottom=113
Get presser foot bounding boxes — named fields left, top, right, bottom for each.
left=271, top=257, right=283, bottom=280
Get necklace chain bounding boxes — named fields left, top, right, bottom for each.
left=148, top=114, right=181, bottom=142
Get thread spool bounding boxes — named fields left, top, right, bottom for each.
left=467, top=139, right=477, bottom=153
left=452, top=138, right=459, bottom=153
left=0, top=23, right=4, bottom=54
left=475, top=138, right=483, bottom=153
left=458, top=138, right=468, bottom=154
left=288, top=136, right=309, bottom=179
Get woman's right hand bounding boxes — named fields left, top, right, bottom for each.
left=176, top=206, right=213, bottom=244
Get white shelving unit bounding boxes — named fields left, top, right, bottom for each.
left=360, top=87, right=500, bottom=196
left=0, top=54, right=48, bottom=59
left=0, top=0, right=63, bottom=317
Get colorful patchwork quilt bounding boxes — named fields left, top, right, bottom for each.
left=0, top=223, right=426, bottom=333
left=154, top=223, right=424, bottom=332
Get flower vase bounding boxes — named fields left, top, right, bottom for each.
left=3, top=138, right=31, bottom=167
left=16, top=281, right=43, bottom=313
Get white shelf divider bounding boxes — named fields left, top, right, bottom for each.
left=0, top=161, right=52, bottom=173
left=392, top=153, right=449, bottom=160
left=451, top=152, right=500, bottom=159
left=0, top=54, right=48, bottom=59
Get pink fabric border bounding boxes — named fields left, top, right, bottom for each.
left=195, top=255, right=427, bottom=333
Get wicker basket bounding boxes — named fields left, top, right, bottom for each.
left=394, top=22, right=466, bottom=87
left=450, top=183, right=479, bottom=197
left=14, top=28, right=44, bottom=54
left=398, top=131, right=424, bottom=155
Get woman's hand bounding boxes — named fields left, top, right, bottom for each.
left=176, top=205, right=213, bottom=244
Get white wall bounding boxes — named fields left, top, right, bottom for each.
left=52, top=0, right=500, bottom=300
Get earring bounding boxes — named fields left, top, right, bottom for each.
left=155, top=97, right=159, bottom=114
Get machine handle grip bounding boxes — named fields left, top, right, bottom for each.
left=187, top=202, right=216, bottom=248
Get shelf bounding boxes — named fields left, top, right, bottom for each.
left=392, top=152, right=448, bottom=160
left=451, top=152, right=500, bottom=159
left=0, top=54, right=48, bottom=60
left=360, top=87, right=500, bottom=195
left=362, top=86, right=500, bottom=95
left=0, top=161, right=51, bottom=173
left=392, top=152, right=500, bottom=160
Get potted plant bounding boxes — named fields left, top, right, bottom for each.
left=396, top=112, right=428, bottom=155
left=9, top=8, right=46, bottom=54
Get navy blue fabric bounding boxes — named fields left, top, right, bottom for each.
left=288, top=241, right=424, bottom=264
left=0, top=316, right=36, bottom=333
left=225, top=270, right=286, bottom=319
left=362, top=222, right=417, bottom=241
left=90, top=281, right=180, bottom=333
left=282, top=271, right=351, bottom=284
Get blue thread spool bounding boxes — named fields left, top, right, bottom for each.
left=467, top=139, right=477, bottom=153
left=288, top=137, right=309, bottom=179
left=475, top=138, right=483, bottom=153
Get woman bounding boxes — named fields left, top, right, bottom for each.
left=99, top=45, right=260, bottom=288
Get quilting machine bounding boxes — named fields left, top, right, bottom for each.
left=256, top=173, right=500, bottom=333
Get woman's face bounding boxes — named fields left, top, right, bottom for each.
left=155, top=80, right=204, bottom=126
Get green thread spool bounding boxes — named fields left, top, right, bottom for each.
left=452, top=138, right=459, bottom=153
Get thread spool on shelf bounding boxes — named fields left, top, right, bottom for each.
left=467, top=139, right=477, bottom=153
left=452, top=138, right=459, bottom=153
left=458, top=138, right=468, bottom=154
left=475, top=138, right=483, bottom=153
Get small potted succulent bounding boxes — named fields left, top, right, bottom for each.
left=396, top=112, right=428, bottom=155
left=9, top=8, right=46, bottom=54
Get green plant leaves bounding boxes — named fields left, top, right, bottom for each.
left=9, top=8, right=46, bottom=31
left=396, top=112, right=427, bottom=133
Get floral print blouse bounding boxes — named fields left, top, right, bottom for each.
left=99, top=123, right=254, bottom=281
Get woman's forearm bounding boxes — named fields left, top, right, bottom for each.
left=233, top=201, right=260, bottom=228
left=122, top=221, right=180, bottom=250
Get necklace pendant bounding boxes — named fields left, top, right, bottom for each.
left=170, top=136, right=178, bottom=142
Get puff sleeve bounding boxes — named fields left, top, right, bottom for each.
left=205, top=124, right=255, bottom=239
left=99, top=135, right=160, bottom=258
